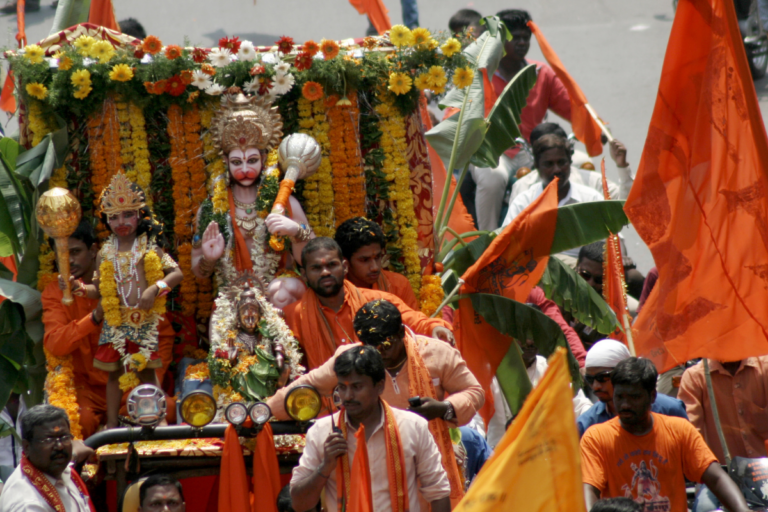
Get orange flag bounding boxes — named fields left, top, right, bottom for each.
left=251, top=423, right=281, bottom=512
left=219, top=424, right=250, bottom=512
left=527, top=21, right=603, bottom=157
left=453, top=348, right=586, bottom=512
left=624, top=0, right=768, bottom=372
left=88, top=0, right=119, bottom=31
left=600, top=159, right=629, bottom=345
left=348, top=0, right=390, bottom=35
left=456, top=180, right=559, bottom=424
left=348, top=424, right=374, bottom=512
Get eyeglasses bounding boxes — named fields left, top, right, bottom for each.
left=578, top=268, right=603, bottom=285
left=585, top=371, right=612, bottom=385
left=35, top=434, right=73, bottom=448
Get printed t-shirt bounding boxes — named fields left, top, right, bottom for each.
left=580, top=413, right=717, bottom=512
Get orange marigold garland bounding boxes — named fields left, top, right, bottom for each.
left=89, top=98, right=123, bottom=237
left=327, top=93, right=365, bottom=227
left=44, top=348, right=83, bottom=439
left=419, top=275, right=444, bottom=316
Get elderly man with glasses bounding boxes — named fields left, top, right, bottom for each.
left=0, top=404, right=93, bottom=512
left=576, top=340, right=688, bottom=438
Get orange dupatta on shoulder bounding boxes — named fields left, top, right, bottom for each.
left=404, top=333, right=465, bottom=503
left=336, top=400, right=408, bottom=512
left=229, top=190, right=253, bottom=272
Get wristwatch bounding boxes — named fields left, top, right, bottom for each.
left=155, top=280, right=170, bottom=297
left=442, top=400, right=455, bottom=421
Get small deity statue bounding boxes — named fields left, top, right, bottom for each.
left=231, top=287, right=287, bottom=383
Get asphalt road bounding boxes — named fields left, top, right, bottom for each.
left=1, top=0, right=766, bottom=275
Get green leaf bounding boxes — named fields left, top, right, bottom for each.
left=0, top=301, right=32, bottom=413
left=424, top=115, right=487, bottom=172
left=0, top=157, right=28, bottom=257
left=470, top=64, right=537, bottom=168
left=0, top=261, right=13, bottom=281
left=496, top=343, right=533, bottom=416
left=443, top=232, right=496, bottom=278
left=0, top=137, right=21, bottom=172
left=15, top=127, right=68, bottom=188
left=0, top=278, right=42, bottom=322
left=49, top=0, right=92, bottom=35
left=15, top=228, right=40, bottom=288
left=467, top=293, right=582, bottom=415
left=0, top=231, right=15, bottom=258
left=539, top=257, right=620, bottom=335
left=550, top=201, right=630, bottom=255
left=0, top=419, right=22, bottom=443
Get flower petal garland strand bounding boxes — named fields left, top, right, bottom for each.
left=419, top=274, right=444, bottom=316
left=297, top=97, right=335, bottom=237
left=327, top=93, right=366, bottom=227
left=44, top=348, right=83, bottom=439
left=88, top=98, right=123, bottom=237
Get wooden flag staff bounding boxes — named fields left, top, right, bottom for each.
left=585, top=104, right=614, bottom=143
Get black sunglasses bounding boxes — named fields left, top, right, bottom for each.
left=578, top=268, right=603, bottom=285
left=585, top=370, right=612, bottom=385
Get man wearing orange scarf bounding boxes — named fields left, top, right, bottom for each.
left=272, top=300, right=478, bottom=505
left=290, top=346, right=451, bottom=512
left=283, top=238, right=453, bottom=370
left=334, top=217, right=418, bottom=310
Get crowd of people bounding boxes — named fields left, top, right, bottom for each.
left=0, top=6, right=765, bottom=512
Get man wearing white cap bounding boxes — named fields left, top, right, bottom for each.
left=577, top=339, right=687, bottom=437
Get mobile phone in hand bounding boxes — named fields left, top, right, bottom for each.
left=408, top=396, right=422, bottom=408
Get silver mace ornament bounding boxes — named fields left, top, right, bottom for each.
left=271, top=133, right=322, bottom=215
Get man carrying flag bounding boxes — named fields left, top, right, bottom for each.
left=290, top=346, right=451, bottom=512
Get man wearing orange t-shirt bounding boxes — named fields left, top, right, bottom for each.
left=581, top=357, right=748, bottom=512
left=334, top=217, right=418, bottom=310
left=283, top=238, right=453, bottom=370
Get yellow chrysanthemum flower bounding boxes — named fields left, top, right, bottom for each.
left=414, top=73, right=431, bottom=91
left=25, top=82, right=48, bottom=100
left=58, top=55, right=73, bottom=71
left=426, top=65, right=448, bottom=88
left=453, top=67, right=475, bottom=89
left=23, top=44, right=45, bottom=65
left=388, top=72, right=412, bottom=95
left=411, top=27, right=431, bottom=46
left=432, top=83, right=446, bottom=95
left=109, top=63, right=134, bottom=82
left=73, top=35, right=95, bottom=56
left=70, top=69, right=91, bottom=87
left=90, top=40, right=115, bottom=64
left=73, top=85, right=92, bottom=100
left=389, top=24, right=414, bottom=48
left=441, top=38, right=462, bottom=58
left=427, top=38, right=439, bottom=50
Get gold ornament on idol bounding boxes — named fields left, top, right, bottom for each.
left=36, top=188, right=82, bottom=305
left=98, top=171, right=146, bottom=216
left=211, top=90, right=283, bottom=156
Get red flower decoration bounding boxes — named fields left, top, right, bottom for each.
left=276, top=35, right=294, bottom=54
left=153, top=79, right=168, bottom=95
left=303, top=40, right=320, bottom=56
left=134, top=48, right=146, bottom=59
left=166, top=75, right=186, bottom=97
left=258, top=77, right=273, bottom=95
left=191, top=47, right=209, bottom=63
left=294, top=52, right=313, bottom=71
left=214, top=349, right=229, bottom=359
left=218, top=36, right=241, bottom=53
left=249, top=64, right=266, bottom=76
left=180, top=70, right=193, bottom=85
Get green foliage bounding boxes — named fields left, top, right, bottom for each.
left=550, top=201, right=630, bottom=254
left=539, top=256, right=620, bottom=335
left=0, top=301, right=37, bottom=413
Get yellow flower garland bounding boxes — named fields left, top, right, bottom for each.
left=419, top=275, right=444, bottom=316
left=44, top=348, right=83, bottom=439
left=297, top=98, right=335, bottom=237
left=201, top=105, right=228, bottom=214
left=376, top=98, right=422, bottom=294
left=128, top=103, right=152, bottom=206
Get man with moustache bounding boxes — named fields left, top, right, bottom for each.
left=282, top=238, right=453, bottom=370
left=290, top=346, right=451, bottom=512
left=580, top=358, right=748, bottom=512
left=41, top=220, right=108, bottom=438
left=0, top=405, right=94, bottom=511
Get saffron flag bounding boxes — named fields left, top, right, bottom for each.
left=527, top=21, right=603, bottom=157
left=456, top=180, right=559, bottom=423
left=219, top=424, right=250, bottom=512
left=453, top=348, right=586, bottom=512
left=88, top=0, right=119, bottom=31
left=600, top=159, right=629, bottom=345
left=624, top=0, right=768, bottom=372
left=251, top=423, right=281, bottom=512
left=348, top=0, right=390, bottom=35
left=349, top=424, right=374, bottom=512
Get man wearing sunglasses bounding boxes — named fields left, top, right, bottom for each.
left=576, top=340, right=687, bottom=437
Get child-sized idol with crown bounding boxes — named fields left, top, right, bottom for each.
left=86, top=172, right=183, bottom=429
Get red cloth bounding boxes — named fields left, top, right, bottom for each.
left=492, top=60, right=571, bottom=158
left=526, top=287, right=586, bottom=367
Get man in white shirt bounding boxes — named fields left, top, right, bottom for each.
left=0, top=405, right=92, bottom=512
left=510, top=123, right=634, bottom=202
left=290, top=346, right=451, bottom=512
left=502, top=132, right=604, bottom=266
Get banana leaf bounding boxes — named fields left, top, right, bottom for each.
left=467, top=293, right=582, bottom=415
left=539, top=256, right=620, bottom=335
left=425, top=116, right=487, bottom=172
left=49, top=0, right=91, bottom=35
left=470, top=64, right=537, bottom=168
left=15, top=127, right=68, bottom=188
left=550, top=200, right=629, bottom=254
left=0, top=261, right=13, bottom=281
left=0, top=301, right=32, bottom=413
left=0, top=278, right=41, bottom=322
left=0, top=156, right=28, bottom=259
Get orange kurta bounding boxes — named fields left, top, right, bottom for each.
left=283, top=280, right=451, bottom=370
left=372, top=270, right=419, bottom=310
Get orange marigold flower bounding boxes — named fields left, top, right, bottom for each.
left=302, top=81, right=324, bottom=101
left=144, top=81, right=155, bottom=93
left=362, top=36, right=378, bottom=50
left=180, top=69, right=193, bottom=85
left=201, top=63, right=215, bottom=76
left=142, top=35, right=163, bottom=55
left=320, top=39, right=340, bottom=60
left=165, top=44, right=182, bottom=60
left=153, top=79, right=168, bottom=94
left=303, top=40, right=320, bottom=56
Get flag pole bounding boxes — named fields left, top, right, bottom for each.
left=585, top=104, right=614, bottom=143
left=702, top=358, right=731, bottom=466
left=622, top=312, right=636, bottom=356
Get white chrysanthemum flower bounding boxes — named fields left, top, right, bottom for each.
left=208, top=48, right=232, bottom=68
left=205, top=83, right=226, bottom=96
left=238, top=41, right=257, bottom=62
left=191, top=70, right=212, bottom=90
left=243, top=77, right=260, bottom=94
left=273, top=59, right=291, bottom=74
left=271, top=72, right=295, bottom=96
